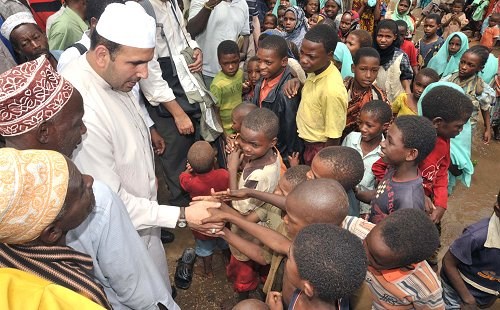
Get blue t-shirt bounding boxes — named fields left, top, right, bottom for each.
left=369, top=167, right=425, bottom=224
left=441, top=218, right=500, bottom=306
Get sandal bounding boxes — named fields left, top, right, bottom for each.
left=174, top=247, right=196, bottom=289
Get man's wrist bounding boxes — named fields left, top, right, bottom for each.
left=178, top=207, right=187, bottom=228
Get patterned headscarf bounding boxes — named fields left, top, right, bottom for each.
left=0, top=148, right=69, bottom=244
left=0, top=55, right=74, bottom=136
left=283, top=6, right=309, bottom=48
left=0, top=12, right=37, bottom=40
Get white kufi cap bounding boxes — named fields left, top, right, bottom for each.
left=95, top=1, right=156, bottom=49
left=0, top=12, right=37, bottom=40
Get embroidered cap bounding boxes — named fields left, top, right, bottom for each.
left=0, top=12, right=37, bottom=40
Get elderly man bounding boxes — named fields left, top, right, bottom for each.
left=0, top=11, right=59, bottom=67
left=0, top=56, right=193, bottom=309
left=60, top=2, right=222, bottom=289
left=0, top=148, right=112, bottom=309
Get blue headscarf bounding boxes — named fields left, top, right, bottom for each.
left=283, top=6, right=308, bottom=49
left=427, top=32, right=469, bottom=77
left=417, top=81, right=474, bottom=193
left=334, top=42, right=354, bottom=78
left=479, top=53, right=498, bottom=84
left=272, top=0, right=298, bottom=16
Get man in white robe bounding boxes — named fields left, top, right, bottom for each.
left=61, top=2, right=222, bottom=291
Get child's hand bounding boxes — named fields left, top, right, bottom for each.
left=429, top=205, right=446, bottom=223
left=185, top=162, right=193, bottom=173
left=227, top=148, right=244, bottom=171
left=242, top=80, right=251, bottom=93
left=288, top=152, right=300, bottom=167
left=212, top=188, right=250, bottom=201
left=266, top=292, right=284, bottom=310
left=483, top=127, right=491, bottom=144
left=225, top=134, right=239, bottom=154
left=283, top=78, right=301, bottom=98
left=201, top=207, right=230, bottom=225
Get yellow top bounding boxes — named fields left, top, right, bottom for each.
left=0, top=268, right=105, bottom=310
left=391, top=92, right=417, bottom=116
left=296, top=62, right=348, bottom=143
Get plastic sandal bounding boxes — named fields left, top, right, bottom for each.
left=174, top=247, right=196, bottom=289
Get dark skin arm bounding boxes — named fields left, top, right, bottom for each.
left=212, top=188, right=287, bottom=211
left=186, top=0, right=222, bottom=37
left=355, top=189, right=376, bottom=204
left=202, top=208, right=291, bottom=255
left=221, top=227, right=268, bottom=265
left=325, top=138, right=340, bottom=146
left=227, top=149, right=243, bottom=190
left=240, top=35, right=250, bottom=61
left=442, top=251, right=478, bottom=309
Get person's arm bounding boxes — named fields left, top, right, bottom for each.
left=374, top=0, right=382, bottom=21
left=400, top=53, right=413, bottom=93
left=478, top=82, right=495, bottom=144
left=355, top=189, right=376, bottom=204
left=240, top=35, right=250, bottom=62
left=442, top=251, right=477, bottom=308
left=203, top=208, right=291, bottom=255
left=211, top=188, right=287, bottom=211
left=221, top=227, right=268, bottom=265
left=428, top=146, right=450, bottom=223
left=372, top=158, right=388, bottom=181
left=481, top=108, right=492, bottom=144
left=227, top=149, right=243, bottom=190
left=283, top=78, right=303, bottom=98
left=252, top=15, right=261, bottom=48
left=357, top=0, right=367, bottom=16
left=186, top=0, right=222, bottom=38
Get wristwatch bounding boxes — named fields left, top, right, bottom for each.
left=177, top=207, right=187, bottom=228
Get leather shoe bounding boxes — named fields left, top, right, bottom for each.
left=160, top=229, right=175, bottom=244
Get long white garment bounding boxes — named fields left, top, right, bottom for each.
left=67, top=181, right=179, bottom=310
left=61, top=55, right=180, bottom=289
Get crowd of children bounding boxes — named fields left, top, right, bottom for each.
left=177, top=0, right=500, bottom=308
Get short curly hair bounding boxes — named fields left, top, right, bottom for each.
left=241, top=108, right=279, bottom=140
left=303, top=24, right=338, bottom=54
left=393, top=116, right=437, bottom=164
left=293, top=224, right=367, bottom=304
left=360, top=100, right=392, bottom=124
left=315, top=146, right=364, bottom=190
left=421, top=86, right=473, bottom=123
left=379, top=209, right=440, bottom=266
left=283, top=165, right=310, bottom=188
left=187, top=141, right=214, bottom=174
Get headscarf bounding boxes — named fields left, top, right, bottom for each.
left=0, top=148, right=69, bottom=244
left=390, top=0, right=414, bottom=33
left=427, top=32, right=469, bottom=77
left=334, top=42, right=354, bottom=78
left=0, top=55, right=73, bottom=137
left=272, top=0, right=298, bottom=16
left=338, top=10, right=360, bottom=37
left=373, top=20, right=400, bottom=66
left=417, top=82, right=474, bottom=192
left=320, top=0, right=342, bottom=11
left=283, top=6, right=309, bottom=48
left=0, top=12, right=37, bottom=40
left=479, top=53, right=498, bottom=84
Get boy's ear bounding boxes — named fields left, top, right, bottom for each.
left=406, top=148, right=418, bottom=162
left=382, top=122, right=390, bottom=131
left=431, top=117, right=444, bottom=129
left=281, top=56, right=288, bottom=67
left=327, top=50, right=334, bottom=60
left=270, top=137, right=278, bottom=148
left=303, top=280, right=315, bottom=299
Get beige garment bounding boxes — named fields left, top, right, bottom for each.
left=0, top=40, right=15, bottom=74
left=288, top=58, right=307, bottom=84
left=375, top=53, right=404, bottom=103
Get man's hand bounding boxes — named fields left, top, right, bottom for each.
left=187, top=48, right=203, bottom=73
left=150, top=127, right=166, bottom=155
left=266, top=292, right=284, bottom=310
left=174, top=111, right=194, bottom=135
left=185, top=200, right=221, bottom=225
left=283, top=78, right=301, bottom=98
left=430, top=205, right=446, bottom=223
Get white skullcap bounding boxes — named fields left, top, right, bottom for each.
left=96, top=1, right=156, bottom=49
left=0, top=12, right=37, bottom=40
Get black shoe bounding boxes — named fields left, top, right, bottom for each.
left=160, top=229, right=175, bottom=244
left=170, top=286, right=177, bottom=300
left=174, top=248, right=196, bottom=290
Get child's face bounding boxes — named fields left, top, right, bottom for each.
left=238, top=125, right=276, bottom=160
left=452, top=3, right=463, bottom=14
left=412, top=74, right=434, bottom=99
left=256, top=47, right=287, bottom=80
left=364, top=224, right=400, bottom=270
left=305, top=0, right=319, bottom=16
left=489, top=16, right=500, bottom=27
left=435, top=116, right=468, bottom=139
left=247, top=60, right=261, bottom=85
left=448, top=35, right=462, bottom=55
left=284, top=11, right=298, bottom=33
left=423, top=18, right=439, bottom=37
left=284, top=245, right=303, bottom=291
left=278, top=9, right=286, bottom=26
left=358, top=111, right=386, bottom=143
left=219, top=53, right=240, bottom=77
left=281, top=0, right=290, bottom=7
left=299, top=39, right=331, bottom=74
left=268, top=0, right=277, bottom=9
left=353, top=56, right=380, bottom=88
left=398, top=26, right=407, bottom=40
left=345, top=33, right=361, bottom=56
left=274, top=178, right=294, bottom=196
left=379, top=123, right=413, bottom=165
left=264, top=15, right=277, bottom=30
left=306, top=157, right=332, bottom=180
left=308, top=14, right=319, bottom=28
left=324, top=0, right=340, bottom=18
left=458, top=52, right=482, bottom=79
left=376, top=28, right=397, bottom=50
left=340, top=13, right=353, bottom=34
left=283, top=196, right=308, bottom=237
left=231, top=111, right=244, bottom=133
left=397, top=0, right=410, bottom=14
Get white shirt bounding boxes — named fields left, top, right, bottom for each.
left=139, top=0, right=199, bottom=106
left=188, top=0, right=250, bottom=77
left=67, top=181, right=179, bottom=310
left=342, top=132, right=383, bottom=213
left=61, top=55, right=180, bottom=231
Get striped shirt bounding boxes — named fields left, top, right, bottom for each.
left=342, top=216, right=445, bottom=310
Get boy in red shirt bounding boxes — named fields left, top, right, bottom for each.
left=480, top=13, right=500, bottom=49
left=396, top=20, right=419, bottom=76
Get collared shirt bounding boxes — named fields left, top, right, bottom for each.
left=296, top=62, right=348, bottom=142
left=61, top=55, right=180, bottom=231
left=67, top=181, right=179, bottom=310
left=342, top=132, right=384, bottom=214
left=258, top=70, right=285, bottom=106
left=139, top=0, right=199, bottom=106
left=47, top=7, right=88, bottom=50
left=188, top=0, right=250, bottom=77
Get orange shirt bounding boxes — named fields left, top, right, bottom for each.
left=258, top=70, right=285, bottom=107
left=480, top=25, right=500, bottom=49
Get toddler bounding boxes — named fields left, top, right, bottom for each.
left=243, top=56, right=260, bottom=102
left=442, top=0, right=469, bottom=38
left=480, top=12, right=500, bottom=49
